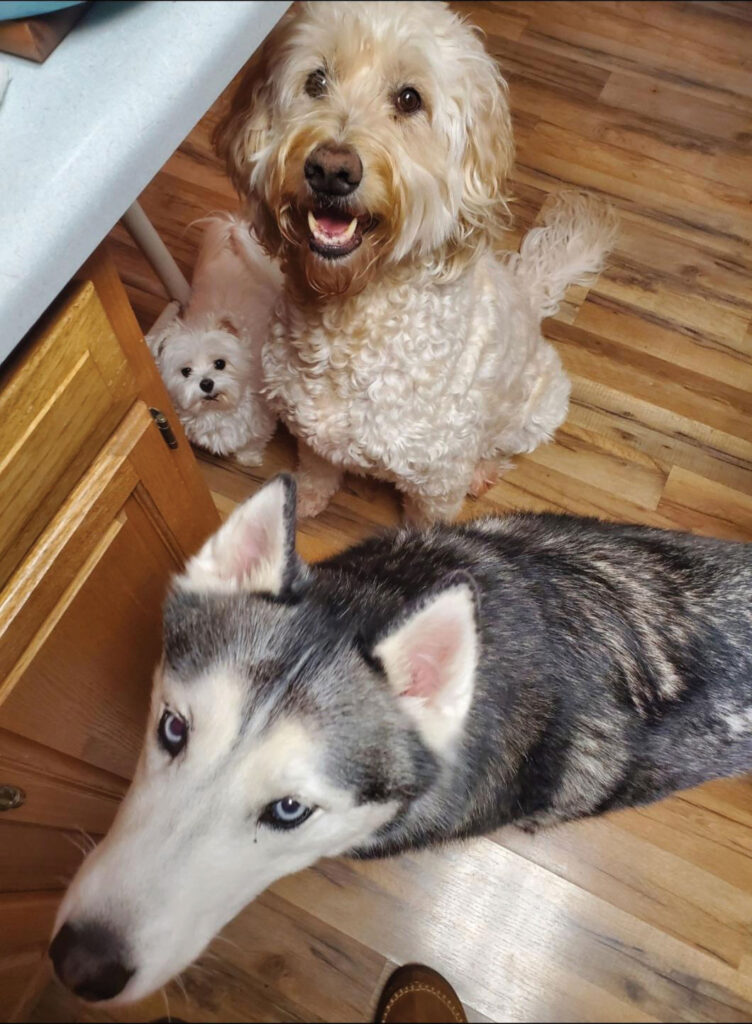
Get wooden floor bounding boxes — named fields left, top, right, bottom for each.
left=33, top=2, right=752, bottom=1021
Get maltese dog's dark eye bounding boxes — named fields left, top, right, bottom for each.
left=259, top=797, right=314, bottom=831
left=158, top=710, right=188, bottom=757
left=181, top=367, right=192, bottom=378
left=214, top=359, right=226, bottom=371
left=305, top=68, right=327, bottom=98
left=395, top=87, right=422, bottom=115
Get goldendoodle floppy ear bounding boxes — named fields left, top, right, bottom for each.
left=212, top=11, right=293, bottom=199
left=457, top=47, right=514, bottom=250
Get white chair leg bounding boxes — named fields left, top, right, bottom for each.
left=121, top=201, right=191, bottom=306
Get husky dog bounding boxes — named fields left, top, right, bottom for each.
left=50, top=476, right=752, bottom=1005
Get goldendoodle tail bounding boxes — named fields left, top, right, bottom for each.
left=511, top=191, right=618, bottom=318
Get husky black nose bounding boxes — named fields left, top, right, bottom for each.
left=199, top=377, right=214, bottom=393
left=305, top=142, right=362, bottom=196
left=49, top=922, right=133, bottom=1002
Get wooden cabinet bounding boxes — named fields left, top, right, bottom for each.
left=0, top=247, right=220, bottom=1021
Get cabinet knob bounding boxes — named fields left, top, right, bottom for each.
left=0, top=785, right=25, bottom=811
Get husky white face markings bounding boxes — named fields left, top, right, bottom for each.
left=374, top=580, right=479, bottom=752
left=55, top=667, right=397, bottom=1005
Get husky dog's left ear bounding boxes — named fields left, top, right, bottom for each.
left=373, top=573, right=479, bottom=753
left=180, top=474, right=303, bottom=597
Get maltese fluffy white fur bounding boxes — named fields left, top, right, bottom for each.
left=148, top=216, right=282, bottom=466
left=215, top=1, right=617, bottom=521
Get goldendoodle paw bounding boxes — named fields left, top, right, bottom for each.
left=467, top=458, right=512, bottom=498
left=234, top=448, right=264, bottom=467
left=296, top=480, right=334, bottom=518
left=468, top=460, right=499, bottom=498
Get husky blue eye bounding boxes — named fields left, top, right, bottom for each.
left=158, top=710, right=188, bottom=757
left=260, top=797, right=314, bottom=831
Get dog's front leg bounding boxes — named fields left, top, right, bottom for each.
left=296, top=439, right=342, bottom=518
left=402, top=485, right=467, bottom=526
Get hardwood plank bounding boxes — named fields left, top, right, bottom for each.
left=574, top=297, right=752, bottom=392
left=449, top=0, right=530, bottom=43
left=550, top=320, right=752, bottom=440
left=657, top=466, right=752, bottom=541
left=273, top=841, right=752, bottom=1022
left=594, top=2, right=752, bottom=59
left=494, top=798, right=752, bottom=969
left=514, top=120, right=752, bottom=241
left=599, top=73, right=752, bottom=145
left=481, top=32, right=612, bottom=101
left=509, top=75, right=752, bottom=192
left=514, top=1, right=752, bottom=109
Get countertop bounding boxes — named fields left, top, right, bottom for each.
left=0, top=0, right=289, bottom=362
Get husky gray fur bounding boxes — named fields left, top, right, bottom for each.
left=51, top=474, right=752, bottom=1004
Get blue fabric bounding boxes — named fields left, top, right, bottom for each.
left=0, top=1, right=85, bottom=22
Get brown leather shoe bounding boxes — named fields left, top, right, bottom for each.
left=374, top=963, right=467, bottom=1023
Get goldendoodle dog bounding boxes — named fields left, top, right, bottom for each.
left=216, top=1, right=616, bottom=522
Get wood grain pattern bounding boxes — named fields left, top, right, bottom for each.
left=0, top=729, right=125, bottom=833
left=0, top=412, right=183, bottom=780
left=0, top=281, right=136, bottom=592
left=36, top=2, right=752, bottom=1022
left=0, top=247, right=222, bottom=1020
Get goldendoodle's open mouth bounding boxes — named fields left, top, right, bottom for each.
left=307, top=209, right=373, bottom=260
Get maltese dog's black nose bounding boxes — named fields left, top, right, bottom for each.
left=200, top=378, right=214, bottom=393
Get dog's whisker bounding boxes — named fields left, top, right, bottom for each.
left=172, top=972, right=189, bottom=1003
left=211, top=934, right=243, bottom=953
left=63, top=833, right=89, bottom=858
left=75, top=827, right=98, bottom=853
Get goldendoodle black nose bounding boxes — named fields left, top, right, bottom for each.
left=49, top=922, right=133, bottom=1002
left=305, top=142, right=362, bottom=196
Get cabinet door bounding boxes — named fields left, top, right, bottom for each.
left=0, top=280, right=137, bottom=593
left=0, top=247, right=220, bottom=1020
left=0, top=401, right=219, bottom=1019
left=1, top=403, right=188, bottom=771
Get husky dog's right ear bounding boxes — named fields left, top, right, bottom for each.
left=372, top=573, right=480, bottom=753
left=179, top=474, right=303, bottom=597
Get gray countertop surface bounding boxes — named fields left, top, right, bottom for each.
left=0, top=0, right=289, bottom=362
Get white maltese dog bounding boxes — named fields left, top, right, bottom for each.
left=149, top=216, right=282, bottom=466
left=215, top=1, right=617, bottom=520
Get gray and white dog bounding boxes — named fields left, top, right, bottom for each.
left=51, top=475, right=752, bottom=1005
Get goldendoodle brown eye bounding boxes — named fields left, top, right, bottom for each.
left=395, top=87, right=422, bottom=115
left=305, top=68, right=327, bottom=98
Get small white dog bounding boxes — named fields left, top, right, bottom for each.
left=216, top=1, right=616, bottom=520
left=148, top=216, right=282, bottom=466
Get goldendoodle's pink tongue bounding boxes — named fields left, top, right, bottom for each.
left=316, top=213, right=353, bottom=235
left=307, top=210, right=359, bottom=247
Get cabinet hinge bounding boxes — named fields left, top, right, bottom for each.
left=150, top=408, right=178, bottom=450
